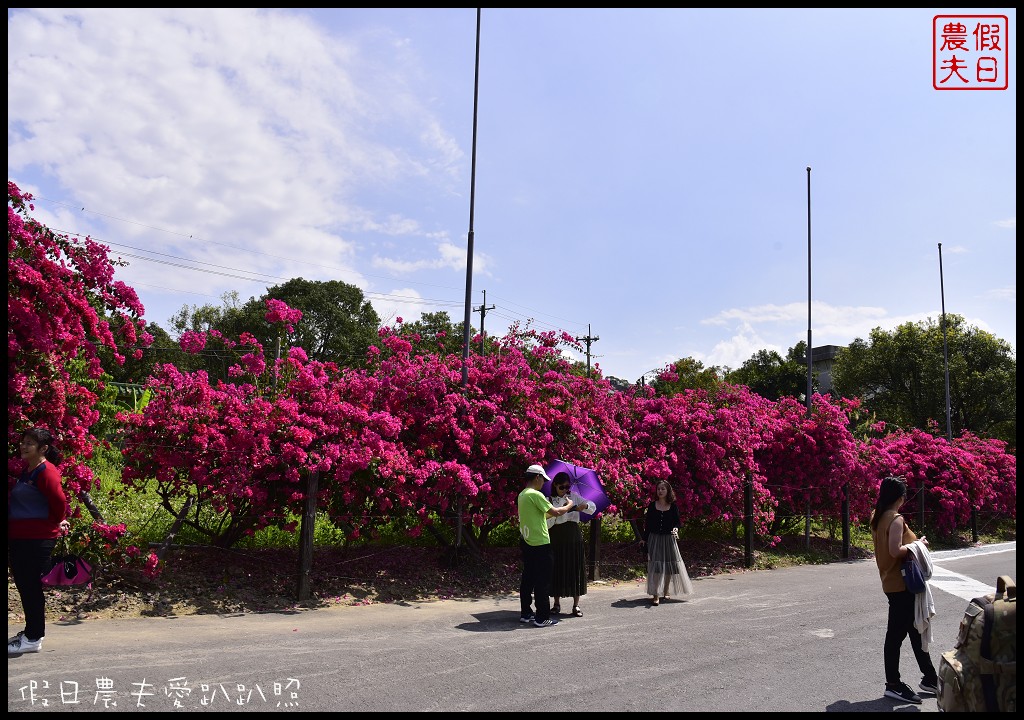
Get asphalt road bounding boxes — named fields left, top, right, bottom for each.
left=8, top=541, right=1016, bottom=713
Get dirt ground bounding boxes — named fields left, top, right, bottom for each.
left=8, top=537, right=862, bottom=623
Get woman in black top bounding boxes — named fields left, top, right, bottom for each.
left=641, top=480, right=694, bottom=606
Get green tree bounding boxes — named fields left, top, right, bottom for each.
left=170, top=280, right=382, bottom=371
left=254, top=278, right=380, bottom=367
left=650, top=357, right=725, bottom=396
left=168, top=291, right=261, bottom=382
left=605, top=376, right=633, bottom=392
left=100, top=321, right=178, bottom=385
left=398, top=311, right=476, bottom=357
left=726, top=342, right=811, bottom=401
left=830, top=315, right=1016, bottom=447
left=169, top=290, right=256, bottom=338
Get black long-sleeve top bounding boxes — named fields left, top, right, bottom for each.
left=642, top=502, right=680, bottom=542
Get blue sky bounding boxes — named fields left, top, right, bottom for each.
left=8, top=8, right=1016, bottom=383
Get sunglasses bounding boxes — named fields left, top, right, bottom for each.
left=555, top=485, right=569, bottom=491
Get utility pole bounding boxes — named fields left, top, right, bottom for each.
left=938, top=243, right=953, bottom=443
left=805, top=166, right=814, bottom=550
left=474, top=290, right=495, bottom=356
left=575, top=324, right=599, bottom=378
left=460, top=8, right=481, bottom=389
left=575, top=323, right=601, bottom=580
left=805, top=166, right=813, bottom=418
left=938, top=243, right=975, bottom=542
left=454, top=8, right=482, bottom=562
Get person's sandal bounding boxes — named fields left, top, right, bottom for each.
left=572, top=606, right=583, bottom=617
left=552, top=603, right=561, bottom=615
left=651, top=598, right=660, bottom=607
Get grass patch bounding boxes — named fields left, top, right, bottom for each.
left=80, top=455, right=1013, bottom=572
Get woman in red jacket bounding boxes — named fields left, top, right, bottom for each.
left=8, top=428, right=69, bottom=656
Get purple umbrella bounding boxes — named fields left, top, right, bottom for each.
left=540, top=460, right=610, bottom=522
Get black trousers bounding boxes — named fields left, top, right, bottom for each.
left=9, top=538, right=56, bottom=641
left=519, top=540, right=553, bottom=621
left=883, top=589, right=938, bottom=686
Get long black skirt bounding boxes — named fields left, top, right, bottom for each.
left=549, top=521, right=587, bottom=599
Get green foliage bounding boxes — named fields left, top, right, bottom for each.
left=256, top=277, right=381, bottom=368
left=397, top=311, right=475, bottom=357
left=726, top=342, right=811, bottom=401
left=484, top=519, right=522, bottom=546
left=651, top=357, right=726, bottom=396
left=237, top=512, right=349, bottom=549
left=599, top=514, right=641, bottom=542
left=169, top=280, right=383, bottom=373
left=87, top=475, right=174, bottom=545
left=96, top=319, right=177, bottom=385
left=605, top=376, right=634, bottom=392
left=169, top=290, right=252, bottom=338
left=831, top=315, right=1016, bottom=447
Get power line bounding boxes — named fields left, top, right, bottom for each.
left=50, top=227, right=465, bottom=309
left=33, top=196, right=590, bottom=338
left=34, top=194, right=471, bottom=294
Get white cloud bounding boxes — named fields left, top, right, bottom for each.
left=370, top=287, right=434, bottom=328
left=994, top=217, right=1016, bottom=229
left=7, top=8, right=461, bottom=311
left=983, top=286, right=1016, bottom=302
left=372, top=241, right=490, bottom=275
left=701, top=323, right=782, bottom=371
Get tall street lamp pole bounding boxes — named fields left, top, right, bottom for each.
left=460, top=8, right=481, bottom=389
left=938, top=242, right=975, bottom=540
left=938, top=243, right=952, bottom=442
left=453, top=9, right=482, bottom=558
left=805, top=167, right=813, bottom=417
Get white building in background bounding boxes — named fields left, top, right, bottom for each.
left=810, top=345, right=842, bottom=394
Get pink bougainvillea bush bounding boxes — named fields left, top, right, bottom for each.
left=118, top=306, right=345, bottom=547
left=861, top=426, right=1012, bottom=534
left=8, top=180, right=158, bottom=573
left=118, top=309, right=1017, bottom=549
left=754, top=393, right=877, bottom=529
left=8, top=181, right=152, bottom=495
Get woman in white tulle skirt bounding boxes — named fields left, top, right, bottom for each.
left=641, top=480, right=694, bottom=606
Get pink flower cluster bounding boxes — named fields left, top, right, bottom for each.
left=264, top=298, right=303, bottom=333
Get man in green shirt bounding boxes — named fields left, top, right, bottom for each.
left=518, top=463, right=582, bottom=627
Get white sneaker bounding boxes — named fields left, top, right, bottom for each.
left=8, top=633, right=43, bottom=655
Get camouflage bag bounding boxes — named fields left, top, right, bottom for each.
left=937, top=575, right=1016, bottom=712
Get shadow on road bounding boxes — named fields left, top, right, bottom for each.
left=826, top=698, right=924, bottom=712
left=455, top=608, right=595, bottom=632
left=455, top=610, right=528, bottom=632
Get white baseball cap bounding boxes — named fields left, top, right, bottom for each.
left=525, top=464, right=551, bottom=482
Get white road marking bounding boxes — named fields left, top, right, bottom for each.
left=929, top=542, right=1015, bottom=602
